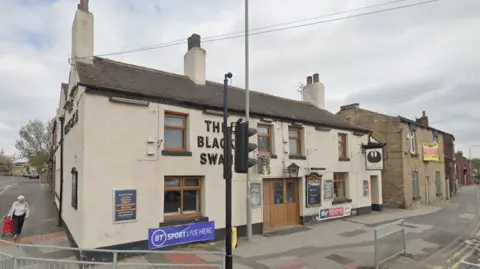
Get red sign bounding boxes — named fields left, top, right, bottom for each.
left=328, top=207, right=345, bottom=218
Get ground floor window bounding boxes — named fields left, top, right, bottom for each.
left=333, top=172, right=348, bottom=200
left=164, top=176, right=201, bottom=218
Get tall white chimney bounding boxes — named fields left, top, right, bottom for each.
left=302, top=73, right=325, bottom=109
left=72, top=0, right=94, bottom=64
left=184, top=34, right=206, bottom=85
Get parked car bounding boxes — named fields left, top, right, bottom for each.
left=28, top=172, right=39, bottom=179
left=22, top=172, right=29, bottom=177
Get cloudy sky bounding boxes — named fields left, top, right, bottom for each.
left=0, top=0, right=479, bottom=157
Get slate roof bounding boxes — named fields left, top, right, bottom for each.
left=75, top=57, right=369, bottom=132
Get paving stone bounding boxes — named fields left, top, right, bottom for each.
left=338, top=229, right=367, bottom=238
left=258, top=256, right=298, bottom=267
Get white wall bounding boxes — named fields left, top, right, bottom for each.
left=54, top=68, right=85, bottom=246
left=77, top=93, right=382, bottom=248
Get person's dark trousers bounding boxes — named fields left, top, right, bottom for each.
left=12, top=214, right=26, bottom=236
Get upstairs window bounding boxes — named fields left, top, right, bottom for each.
left=409, top=129, right=417, bottom=153
left=338, top=133, right=348, bottom=159
left=257, top=124, right=273, bottom=154
left=164, top=112, right=187, bottom=151
left=288, top=127, right=302, bottom=156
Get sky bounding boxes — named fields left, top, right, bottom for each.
left=0, top=0, right=479, bottom=158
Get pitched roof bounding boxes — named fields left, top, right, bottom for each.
left=75, top=57, right=369, bottom=132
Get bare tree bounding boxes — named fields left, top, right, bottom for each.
left=0, top=149, right=14, bottom=173
left=15, top=118, right=55, bottom=171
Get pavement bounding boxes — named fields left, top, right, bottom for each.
left=1, top=176, right=480, bottom=269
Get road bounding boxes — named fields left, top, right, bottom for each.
left=0, top=176, right=62, bottom=237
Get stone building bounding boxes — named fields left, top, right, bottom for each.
left=337, top=104, right=450, bottom=208
left=443, top=134, right=456, bottom=196
left=455, top=151, right=471, bottom=185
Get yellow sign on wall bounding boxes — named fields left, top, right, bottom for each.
left=422, top=143, right=440, bottom=161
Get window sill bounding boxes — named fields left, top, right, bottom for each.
left=289, top=155, right=307, bottom=160
left=410, top=153, right=419, bottom=157
left=332, top=198, right=352, bottom=205
left=338, top=157, right=350, bottom=162
left=160, top=215, right=208, bottom=227
left=162, top=150, right=193, bottom=157
left=259, top=153, right=278, bottom=159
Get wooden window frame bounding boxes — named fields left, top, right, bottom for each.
left=164, top=112, right=187, bottom=151
left=288, top=127, right=303, bottom=156
left=338, top=133, right=348, bottom=159
left=257, top=124, right=274, bottom=154
left=333, top=172, right=348, bottom=201
left=164, top=176, right=202, bottom=220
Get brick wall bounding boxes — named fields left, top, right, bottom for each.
left=443, top=134, right=456, bottom=195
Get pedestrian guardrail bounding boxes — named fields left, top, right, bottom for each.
left=0, top=239, right=225, bottom=268
left=373, top=219, right=407, bottom=269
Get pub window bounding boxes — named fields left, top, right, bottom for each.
left=333, top=172, right=348, bottom=200
left=288, top=127, right=303, bottom=156
left=164, top=112, right=187, bottom=151
left=338, top=133, right=348, bottom=159
left=258, top=124, right=273, bottom=153
left=164, top=177, right=201, bottom=218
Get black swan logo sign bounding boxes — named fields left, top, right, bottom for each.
left=367, top=150, right=382, bottom=163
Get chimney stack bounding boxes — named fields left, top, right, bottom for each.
left=306, top=76, right=312, bottom=85
left=416, top=110, right=429, bottom=127
left=184, top=34, right=206, bottom=85
left=72, top=0, right=94, bottom=64
left=302, top=73, right=325, bottom=109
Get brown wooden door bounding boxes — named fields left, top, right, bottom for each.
left=263, top=178, right=299, bottom=229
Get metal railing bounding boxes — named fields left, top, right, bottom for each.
left=373, top=219, right=407, bottom=269
left=0, top=239, right=225, bottom=268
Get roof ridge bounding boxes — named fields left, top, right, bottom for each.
left=96, top=57, right=318, bottom=110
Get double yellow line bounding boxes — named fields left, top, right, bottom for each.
left=449, top=242, right=477, bottom=269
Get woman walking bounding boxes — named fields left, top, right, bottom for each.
left=7, top=195, right=30, bottom=240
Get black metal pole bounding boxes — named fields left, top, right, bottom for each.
left=223, top=73, right=233, bottom=269
left=58, top=116, right=65, bottom=227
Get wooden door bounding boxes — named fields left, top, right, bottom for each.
left=263, top=178, right=299, bottom=229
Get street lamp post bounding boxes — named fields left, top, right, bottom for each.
left=469, top=145, right=480, bottom=184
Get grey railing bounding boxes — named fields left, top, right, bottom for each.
left=373, top=219, right=407, bottom=269
left=0, top=239, right=224, bottom=268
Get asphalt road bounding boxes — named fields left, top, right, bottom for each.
left=0, top=176, right=63, bottom=237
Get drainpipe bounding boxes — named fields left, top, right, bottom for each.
left=57, top=115, right=65, bottom=227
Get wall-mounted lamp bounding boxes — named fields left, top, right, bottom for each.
left=286, top=163, right=300, bottom=178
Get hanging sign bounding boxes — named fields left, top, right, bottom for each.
left=365, top=148, right=384, bottom=170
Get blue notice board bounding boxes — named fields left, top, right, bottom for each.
left=114, top=189, right=137, bottom=223
left=148, top=221, right=215, bottom=249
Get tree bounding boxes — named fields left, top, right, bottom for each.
left=15, top=118, right=55, bottom=171
left=0, top=149, right=14, bottom=173
left=472, top=158, right=480, bottom=180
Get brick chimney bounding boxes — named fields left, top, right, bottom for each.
left=72, top=0, right=94, bottom=64
left=416, top=111, right=429, bottom=127
left=184, top=34, right=206, bottom=85
left=302, top=73, right=325, bottom=109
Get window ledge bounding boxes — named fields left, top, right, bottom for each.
left=162, top=150, right=193, bottom=157
left=338, top=157, right=350, bottom=162
left=289, top=155, right=307, bottom=160
left=410, top=153, right=419, bottom=157
left=259, top=153, right=278, bottom=159
left=332, top=198, right=352, bottom=205
left=160, top=216, right=208, bottom=227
